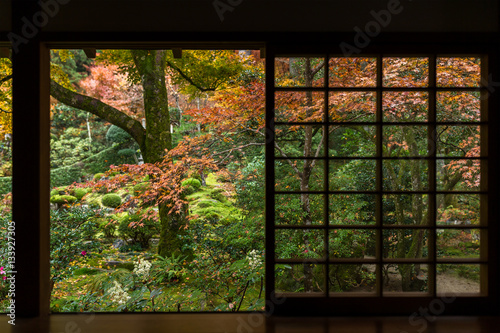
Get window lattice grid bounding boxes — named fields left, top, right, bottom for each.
left=271, top=55, right=487, bottom=297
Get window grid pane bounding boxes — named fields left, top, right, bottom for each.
left=272, top=55, right=486, bottom=297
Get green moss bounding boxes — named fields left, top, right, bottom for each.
left=181, top=178, right=201, bottom=190
left=50, top=195, right=77, bottom=205
left=93, top=173, right=105, bottom=181
left=73, top=188, right=89, bottom=200
left=101, top=193, right=122, bottom=208
left=209, top=188, right=227, bottom=202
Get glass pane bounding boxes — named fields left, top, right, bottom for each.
left=275, top=194, right=324, bottom=225
left=275, top=125, right=325, bottom=158
left=330, top=194, right=376, bottom=225
left=383, top=264, right=429, bottom=293
left=275, top=264, right=325, bottom=293
left=437, top=57, right=481, bottom=87
left=383, top=91, right=428, bottom=122
left=437, top=159, right=481, bottom=191
left=436, top=264, right=481, bottom=294
left=329, top=57, right=376, bottom=87
left=437, top=229, right=480, bottom=259
left=329, top=92, right=376, bottom=122
left=383, top=194, right=429, bottom=226
left=329, top=229, right=376, bottom=259
left=436, top=194, right=480, bottom=226
left=275, top=91, right=324, bottom=122
left=275, top=57, right=325, bottom=87
left=437, top=91, right=480, bottom=122
left=275, top=229, right=325, bottom=259
left=275, top=159, right=324, bottom=191
left=383, top=229, right=429, bottom=259
left=436, top=125, right=480, bottom=157
left=383, top=57, right=429, bottom=87
left=329, top=126, right=376, bottom=157
left=383, top=160, right=429, bottom=191
left=383, top=126, right=428, bottom=157
left=330, top=160, right=376, bottom=191
left=329, top=264, right=376, bottom=293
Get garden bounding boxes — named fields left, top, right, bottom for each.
left=0, top=52, right=483, bottom=312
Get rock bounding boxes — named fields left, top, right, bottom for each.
left=113, top=239, right=125, bottom=249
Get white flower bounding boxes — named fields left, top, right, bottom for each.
left=246, top=249, right=262, bottom=269
left=133, top=259, right=152, bottom=280
left=108, top=281, right=131, bottom=305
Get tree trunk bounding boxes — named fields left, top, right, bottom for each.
left=51, top=50, right=187, bottom=259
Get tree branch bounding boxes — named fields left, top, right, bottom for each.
left=50, top=79, right=146, bottom=148
left=166, top=60, right=217, bottom=92
left=311, top=61, right=325, bottom=77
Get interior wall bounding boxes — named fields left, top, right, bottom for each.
left=0, top=0, right=498, bottom=38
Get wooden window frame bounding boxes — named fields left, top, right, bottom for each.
left=7, top=38, right=500, bottom=317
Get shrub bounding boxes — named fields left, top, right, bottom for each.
left=50, top=206, right=101, bottom=287
left=96, top=217, right=117, bottom=238
left=182, top=185, right=196, bottom=196
left=74, top=188, right=89, bottom=200
left=106, top=125, right=133, bottom=145
left=133, top=182, right=149, bottom=195
left=0, top=177, right=11, bottom=195
left=181, top=178, right=201, bottom=190
left=50, top=195, right=77, bottom=205
left=81, top=219, right=100, bottom=240
left=117, top=148, right=136, bottom=157
left=118, top=212, right=159, bottom=249
left=101, top=193, right=122, bottom=208
left=50, top=165, right=82, bottom=188
left=93, top=173, right=105, bottom=181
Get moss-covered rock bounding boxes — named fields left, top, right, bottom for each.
left=93, top=173, right=106, bottom=181
left=101, top=193, right=122, bottom=208
left=50, top=195, right=77, bottom=205
left=73, top=188, right=89, bottom=200
left=209, top=188, right=227, bottom=202
left=181, top=178, right=201, bottom=190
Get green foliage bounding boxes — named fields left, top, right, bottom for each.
left=118, top=212, right=159, bottom=249
left=96, top=217, right=117, bottom=239
left=50, top=166, right=83, bottom=188
left=94, top=173, right=105, bottom=181
left=51, top=50, right=92, bottom=85
left=74, top=188, right=89, bottom=200
left=101, top=193, right=122, bottom=208
left=150, top=254, right=187, bottom=284
left=118, top=243, right=143, bottom=253
left=209, top=188, right=226, bottom=202
left=106, top=125, right=133, bottom=145
left=181, top=185, right=196, bottom=196
left=50, top=195, right=77, bottom=205
left=0, top=177, right=11, bottom=195
left=181, top=178, right=201, bottom=190
left=117, top=148, right=136, bottom=158
left=133, top=182, right=149, bottom=195
left=50, top=206, right=101, bottom=286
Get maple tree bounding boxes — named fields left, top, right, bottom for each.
left=189, top=56, right=482, bottom=292
left=48, top=49, right=252, bottom=257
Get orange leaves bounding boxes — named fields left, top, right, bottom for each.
left=79, top=64, right=144, bottom=119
